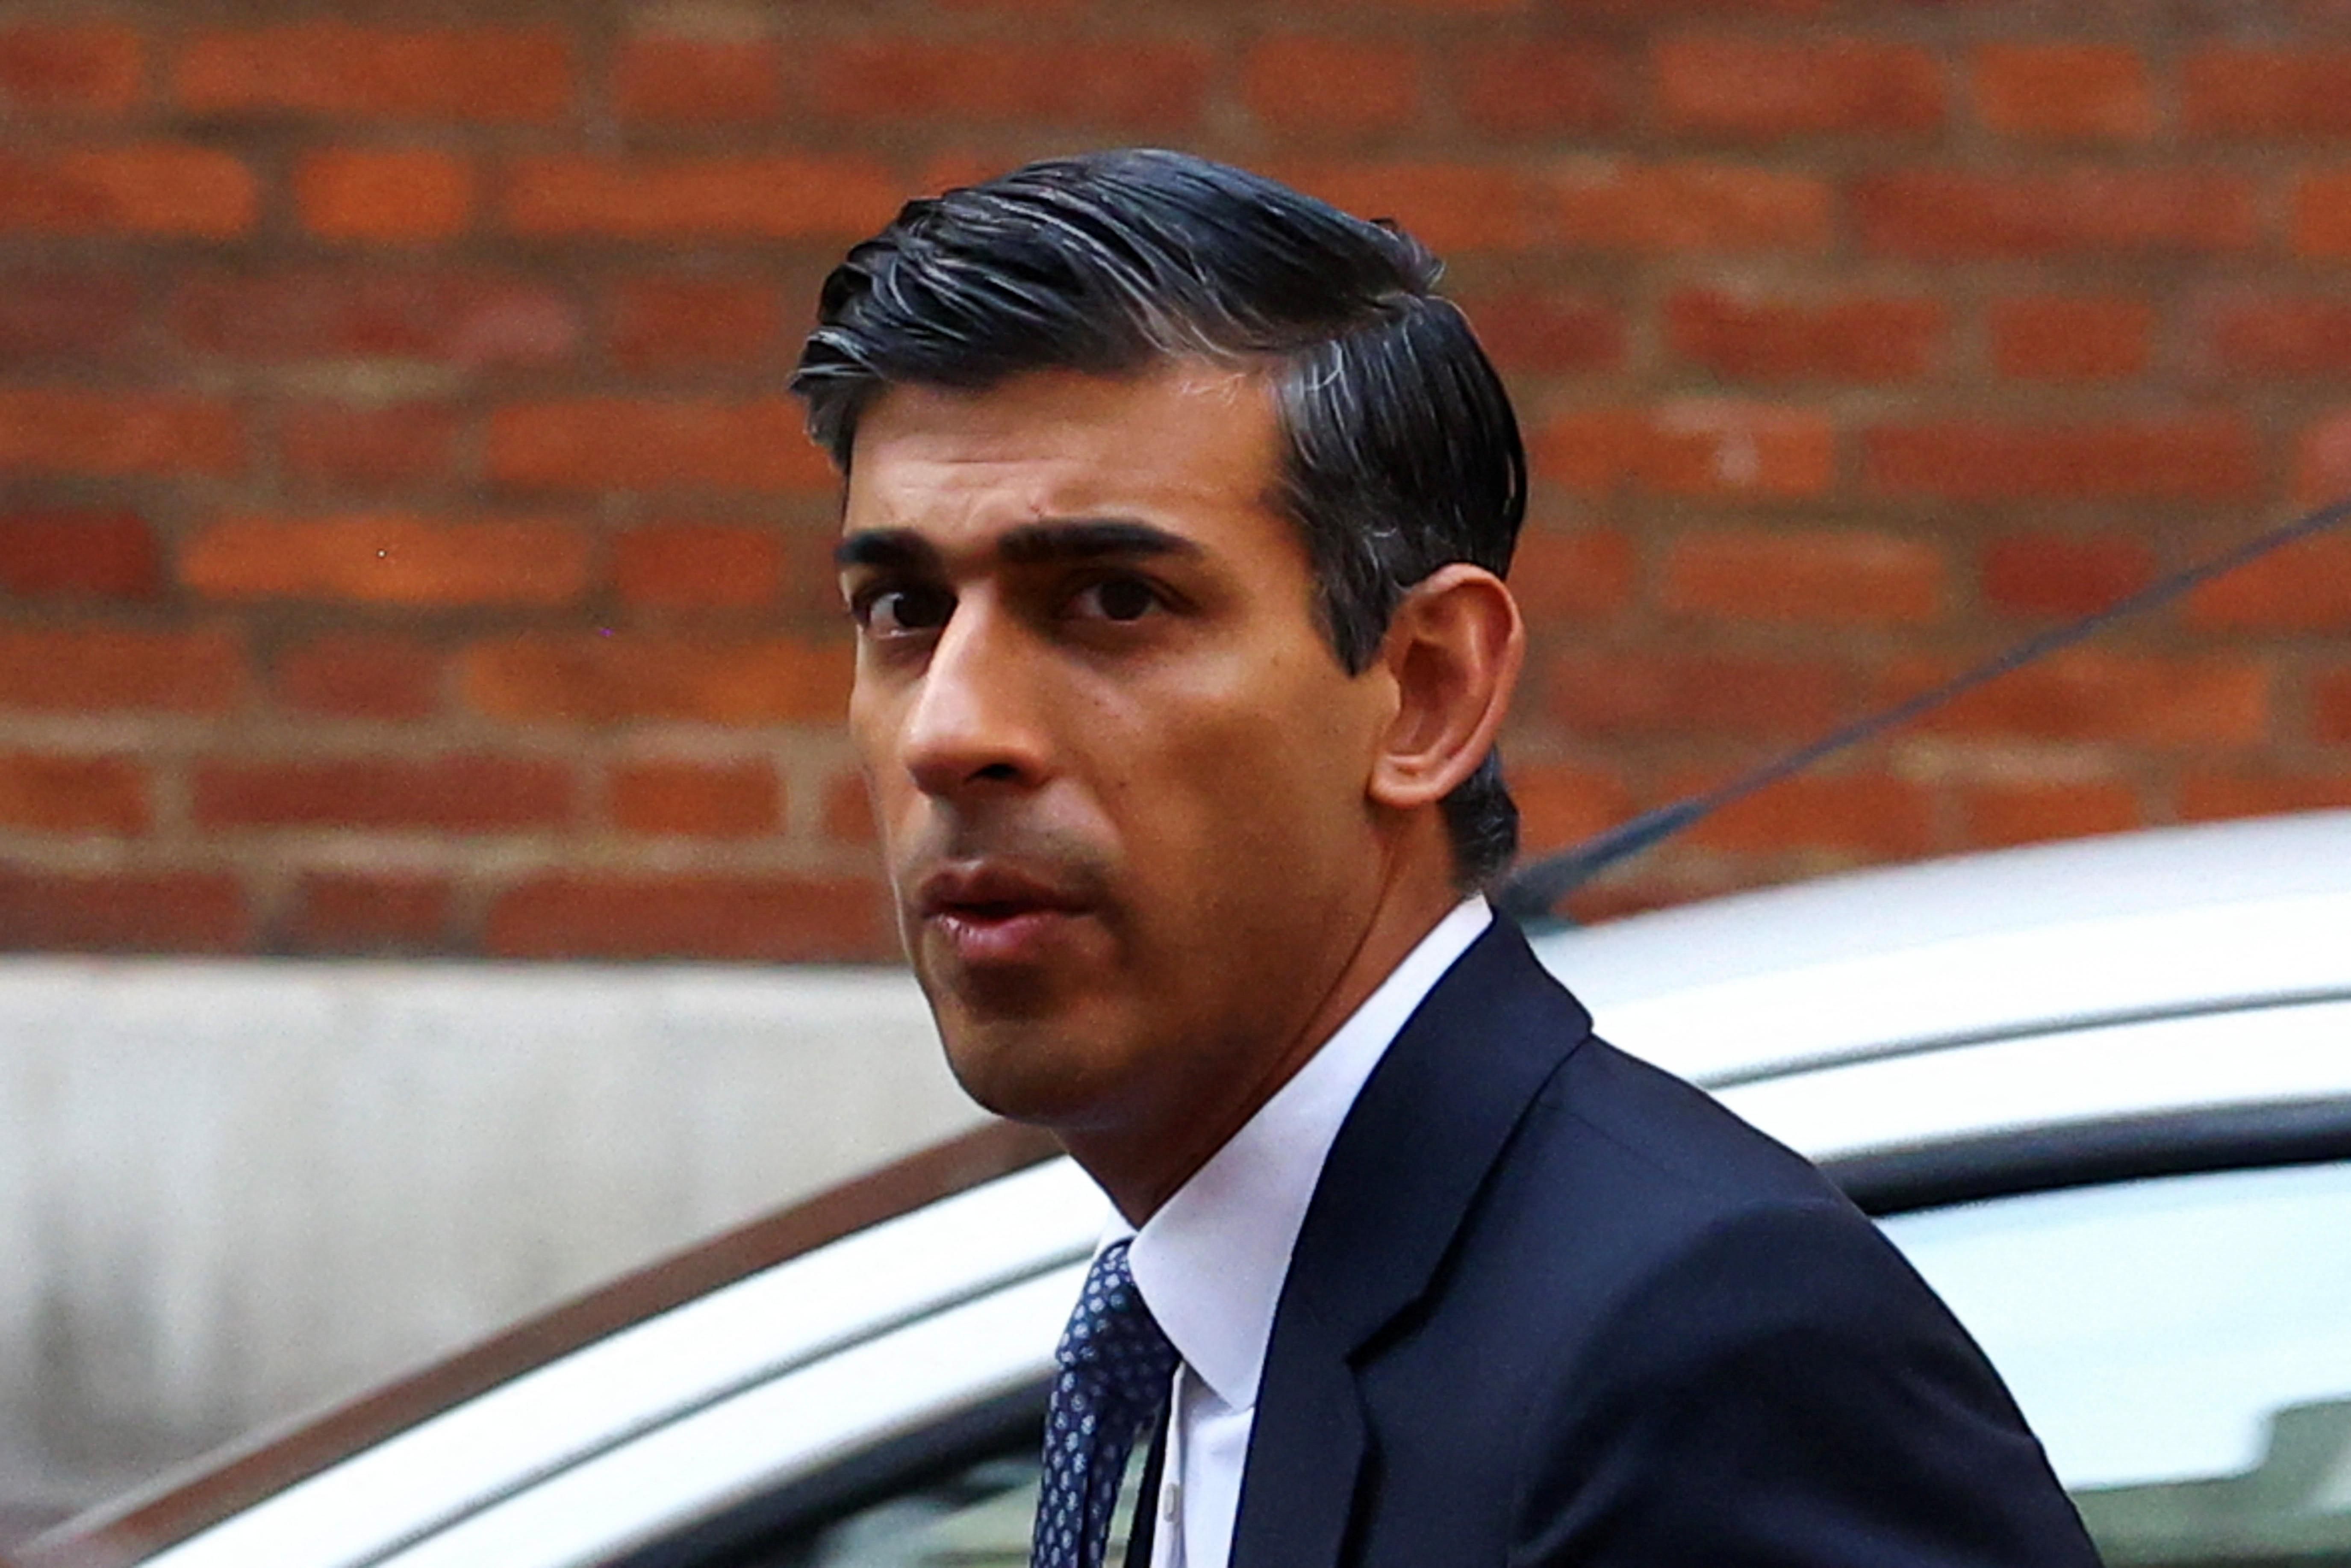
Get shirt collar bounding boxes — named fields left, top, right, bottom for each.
left=1120, top=896, right=1491, bottom=1412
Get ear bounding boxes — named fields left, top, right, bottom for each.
left=1367, top=564, right=1525, bottom=812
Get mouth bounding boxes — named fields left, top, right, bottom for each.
left=913, top=862, right=1096, bottom=967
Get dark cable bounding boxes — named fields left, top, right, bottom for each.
left=1494, top=495, right=2351, bottom=924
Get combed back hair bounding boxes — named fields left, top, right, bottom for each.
left=792, top=147, right=1529, bottom=887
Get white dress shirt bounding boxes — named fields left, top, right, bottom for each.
left=1110, top=896, right=1493, bottom=1568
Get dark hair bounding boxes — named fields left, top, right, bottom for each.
left=792, top=148, right=1527, bottom=887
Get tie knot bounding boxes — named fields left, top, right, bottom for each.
left=1056, top=1238, right=1178, bottom=1406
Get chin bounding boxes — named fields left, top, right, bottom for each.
left=931, top=1006, right=1139, bottom=1133
left=939, top=1034, right=1096, bottom=1127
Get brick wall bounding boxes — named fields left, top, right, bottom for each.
left=3, top=0, right=2348, bottom=958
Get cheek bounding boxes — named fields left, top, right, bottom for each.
left=1107, top=653, right=1376, bottom=877
left=845, top=674, right=888, bottom=766
left=845, top=684, right=917, bottom=848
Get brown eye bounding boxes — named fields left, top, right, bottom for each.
left=1077, top=575, right=1159, bottom=623
left=863, top=585, right=954, bottom=636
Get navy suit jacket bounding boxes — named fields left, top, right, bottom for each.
left=1136, top=916, right=2101, bottom=1568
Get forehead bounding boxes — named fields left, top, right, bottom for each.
left=841, top=365, right=1286, bottom=551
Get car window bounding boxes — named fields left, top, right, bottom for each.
left=1880, top=1158, right=2351, bottom=1567
left=765, top=1449, right=1151, bottom=1568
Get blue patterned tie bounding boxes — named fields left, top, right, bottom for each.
left=1032, top=1238, right=1178, bottom=1568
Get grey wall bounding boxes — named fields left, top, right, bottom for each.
left=0, top=958, right=984, bottom=1538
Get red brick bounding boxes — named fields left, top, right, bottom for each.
left=461, top=633, right=851, bottom=725
left=2185, top=539, right=2351, bottom=632
left=2289, top=171, right=2351, bottom=259
left=1544, top=0, right=1827, bottom=13
left=1459, top=290, right=1624, bottom=375
left=1241, top=36, right=1420, bottom=136
left=1564, top=867, right=1740, bottom=928
left=1294, top=0, right=1533, bottom=12
left=175, top=24, right=571, bottom=124
left=1856, top=168, right=2256, bottom=259
left=486, top=873, right=890, bottom=961
left=1682, top=771, right=1936, bottom=857
left=193, top=755, right=573, bottom=831
left=811, top=38, right=1209, bottom=129
left=612, top=36, right=783, bottom=124
left=1662, top=528, right=1944, bottom=626
left=2179, top=771, right=2351, bottom=821
left=0, top=145, right=256, bottom=237
left=607, top=277, right=782, bottom=373
left=1545, top=648, right=1847, bottom=739
left=1270, top=161, right=1543, bottom=253
left=2317, top=669, right=2351, bottom=744
left=1453, top=40, right=1626, bottom=137
left=489, top=397, right=831, bottom=494
left=0, top=24, right=142, bottom=115
left=275, top=633, right=442, bottom=721
left=1553, top=159, right=1832, bottom=253
left=915, top=150, right=1020, bottom=198
left=1876, top=651, right=2269, bottom=746
left=0, top=754, right=147, bottom=834
left=2184, top=48, right=2351, bottom=139
left=295, top=148, right=474, bottom=243
left=506, top=154, right=900, bottom=241
left=2292, top=409, right=2351, bottom=504
left=1534, top=404, right=1835, bottom=500
left=1974, top=44, right=2155, bottom=142
left=1864, top=416, right=2260, bottom=503
left=171, top=270, right=575, bottom=368
left=0, top=389, right=241, bottom=478
left=0, top=870, right=249, bottom=953
left=1508, top=761, right=1635, bottom=853
left=1962, top=781, right=2142, bottom=848
left=615, top=523, right=784, bottom=611
left=1990, top=295, right=2151, bottom=381
left=1509, top=526, right=1638, bottom=621
left=0, top=510, right=162, bottom=600
left=279, top=404, right=461, bottom=489
left=0, top=269, right=141, bottom=362
left=936, top=0, right=1093, bottom=13
left=183, top=515, right=592, bottom=608
left=1981, top=533, right=2157, bottom=619
left=1656, top=35, right=1942, bottom=139
left=823, top=769, right=877, bottom=846
left=776, top=527, right=866, bottom=621
left=1665, top=288, right=1942, bottom=382
left=2201, top=293, right=2351, bottom=379
left=609, top=758, right=782, bottom=837
left=0, top=625, right=241, bottom=714
left=2286, top=430, right=2351, bottom=509
left=290, top=872, right=451, bottom=953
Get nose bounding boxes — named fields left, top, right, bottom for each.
left=897, top=598, right=1053, bottom=802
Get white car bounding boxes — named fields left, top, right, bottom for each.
left=18, top=810, right=2351, bottom=1568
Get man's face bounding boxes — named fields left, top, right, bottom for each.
left=840, top=365, right=1395, bottom=1159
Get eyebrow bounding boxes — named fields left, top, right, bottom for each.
left=836, top=518, right=1203, bottom=571
left=1000, top=517, right=1201, bottom=565
left=834, top=528, right=939, bottom=572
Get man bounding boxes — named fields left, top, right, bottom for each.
left=793, top=150, right=2100, bottom=1568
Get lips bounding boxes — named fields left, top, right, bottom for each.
left=914, top=861, right=1095, bottom=967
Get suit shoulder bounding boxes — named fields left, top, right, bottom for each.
left=1543, top=1029, right=1850, bottom=1218
left=1443, top=1020, right=1936, bottom=1347
left=1436, top=922, right=1844, bottom=1224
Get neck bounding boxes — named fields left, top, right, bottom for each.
left=1066, top=841, right=1467, bottom=1225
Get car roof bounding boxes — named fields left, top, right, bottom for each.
left=1530, top=809, right=2351, bottom=1086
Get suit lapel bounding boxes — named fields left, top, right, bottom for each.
left=1227, top=918, right=1592, bottom=1568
